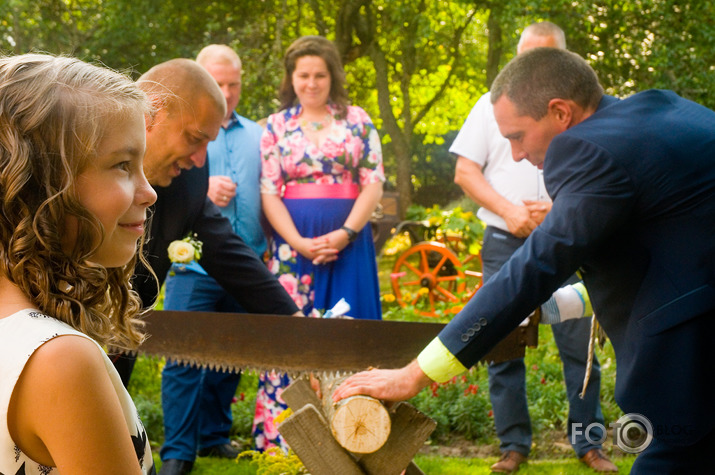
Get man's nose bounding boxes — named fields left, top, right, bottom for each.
left=512, top=147, right=526, bottom=162
left=221, top=85, right=231, bottom=102
left=190, top=144, right=208, bottom=168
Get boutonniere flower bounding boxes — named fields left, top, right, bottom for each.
left=168, top=233, right=203, bottom=264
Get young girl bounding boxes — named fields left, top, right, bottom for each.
left=0, top=54, right=157, bottom=474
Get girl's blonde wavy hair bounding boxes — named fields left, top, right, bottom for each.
left=0, top=53, right=152, bottom=350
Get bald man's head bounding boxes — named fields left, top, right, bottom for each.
left=517, top=21, right=566, bottom=54
left=138, top=59, right=226, bottom=186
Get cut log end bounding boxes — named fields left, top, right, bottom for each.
left=330, top=395, right=391, bottom=454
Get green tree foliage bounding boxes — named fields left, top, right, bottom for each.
left=2, top=1, right=713, bottom=213
left=333, top=1, right=486, bottom=215
left=505, top=0, right=715, bottom=107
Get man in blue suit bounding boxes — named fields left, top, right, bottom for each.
left=335, top=48, right=715, bottom=473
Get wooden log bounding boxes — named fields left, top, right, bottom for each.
left=330, top=395, right=392, bottom=454
left=277, top=403, right=365, bottom=475
left=358, top=402, right=436, bottom=475
left=319, top=374, right=392, bottom=454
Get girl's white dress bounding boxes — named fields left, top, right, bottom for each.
left=0, top=309, right=155, bottom=474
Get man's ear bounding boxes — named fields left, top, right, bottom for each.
left=145, top=95, right=166, bottom=131
left=547, top=98, right=574, bottom=129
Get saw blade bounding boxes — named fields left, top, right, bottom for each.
left=135, top=310, right=536, bottom=374
left=137, top=310, right=446, bottom=374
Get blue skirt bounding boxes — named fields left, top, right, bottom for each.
left=269, top=197, right=382, bottom=320
left=253, top=196, right=382, bottom=452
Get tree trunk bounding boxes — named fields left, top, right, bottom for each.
left=486, top=4, right=504, bottom=88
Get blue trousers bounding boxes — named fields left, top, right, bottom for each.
left=482, top=226, right=605, bottom=458
left=160, top=269, right=243, bottom=462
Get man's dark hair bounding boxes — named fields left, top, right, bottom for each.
left=491, top=48, right=603, bottom=119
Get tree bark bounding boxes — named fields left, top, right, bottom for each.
left=486, top=4, right=504, bottom=88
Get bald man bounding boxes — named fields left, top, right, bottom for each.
left=110, top=58, right=299, bottom=475
left=156, top=46, right=270, bottom=471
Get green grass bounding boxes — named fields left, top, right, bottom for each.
left=151, top=453, right=636, bottom=474
left=415, top=454, right=635, bottom=474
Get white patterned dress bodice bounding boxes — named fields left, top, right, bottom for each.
left=0, top=309, right=154, bottom=474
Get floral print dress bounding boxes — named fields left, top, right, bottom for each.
left=253, top=103, right=384, bottom=452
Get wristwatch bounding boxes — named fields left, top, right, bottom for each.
left=340, top=226, right=358, bottom=242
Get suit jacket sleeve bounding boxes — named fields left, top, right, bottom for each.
left=194, top=195, right=299, bottom=315
left=423, top=134, right=636, bottom=374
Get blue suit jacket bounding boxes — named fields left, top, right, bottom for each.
left=440, top=90, right=715, bottom=444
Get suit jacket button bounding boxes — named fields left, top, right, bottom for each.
left=472, top=323, right=481, bottom=332
left=461, top=334, right=469, bottom=342
left=479, top=318, right=487, bottom=326
left=467, top=328, right=475, bottom=337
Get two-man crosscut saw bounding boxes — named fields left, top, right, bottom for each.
left=135, top=310, right=538, bottom=376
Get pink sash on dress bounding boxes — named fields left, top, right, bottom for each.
left=283, top=182, right=359, bottom=199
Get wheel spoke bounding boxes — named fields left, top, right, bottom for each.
left=435, top=285, right=459, bottom=302
left=401, top=261, right=421, bottom=277
left=429, top=254, right=450, bottom=275
left=427, top=291, right=437, bottom=312
left=403, top=281, right=422, bottom=287
left=419, top=249, right=429, bottom=272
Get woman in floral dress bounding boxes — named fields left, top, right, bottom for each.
left=253, top=35, right=384, bottom=452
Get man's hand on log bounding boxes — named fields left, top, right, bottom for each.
left=332, top=360, right=433, bottom=403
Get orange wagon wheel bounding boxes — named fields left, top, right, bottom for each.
left=390, top=241, right=466, bottom=318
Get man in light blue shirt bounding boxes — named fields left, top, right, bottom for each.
left=204, top=112, right=266, bottom=257
left=159, top=44, right=267, bottom=475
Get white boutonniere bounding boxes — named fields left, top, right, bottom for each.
left=168, top=233, right=203, bottom=264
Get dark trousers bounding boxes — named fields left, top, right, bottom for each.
left=631, top=427, right=715, bottom=474
left=159, top=269, right=243, bottom=462
left=482, top=226, right=605, bottom=458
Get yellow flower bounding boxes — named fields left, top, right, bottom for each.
left=383, top=294, right=396, bottom=303
left=274, top=408, right=293, bottom=425
left=417, top=287, right=430, bottom=296
left=168, top=240, right=197, bottom=264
